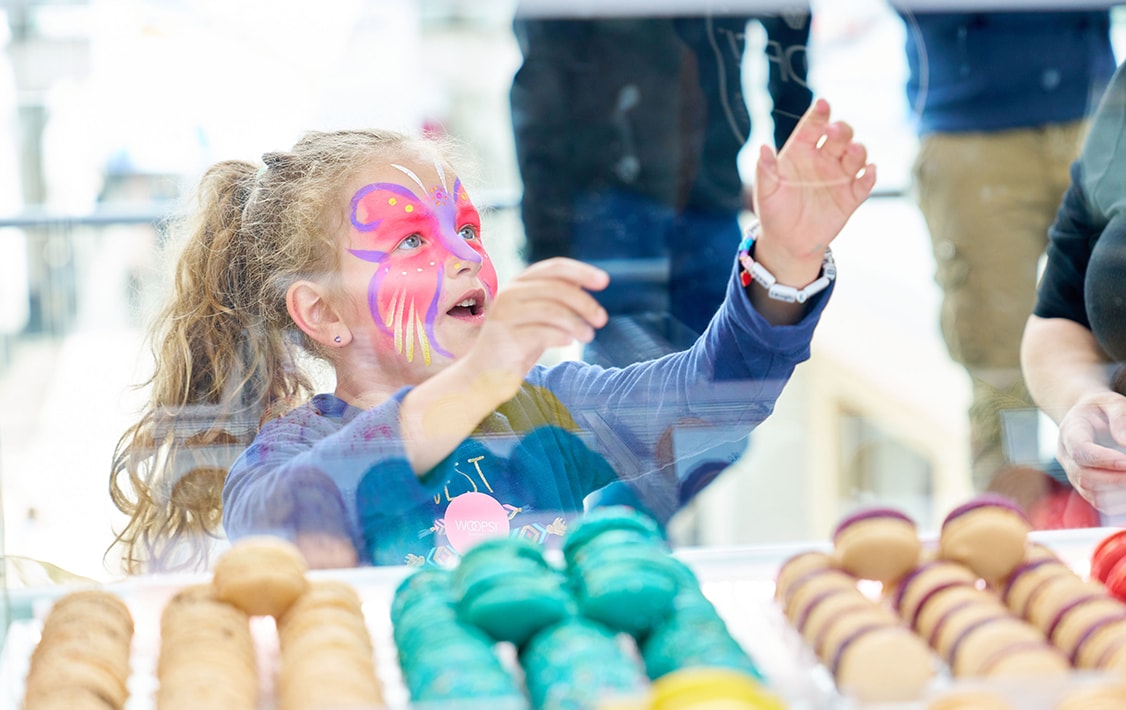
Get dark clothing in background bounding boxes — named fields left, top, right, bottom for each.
left=903, top=10, right=1114, bottom=135
left=510, top=13, right=812, bottom=345
left=1035, top=60, right=1126, bottom=364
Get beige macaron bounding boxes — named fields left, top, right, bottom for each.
left=939, top=495, right=1030, bottom=583
left=833, top=624, right=935, bottom=703
left=774, top=550, right=834, bottom=603
left=894, top=560, right=981, bottom=626
left=212, top=535, right=310, bottom=618
left=831, top=507, right=923, bottom=584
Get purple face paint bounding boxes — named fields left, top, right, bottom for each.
left=347, top=163, right=497, bottom=364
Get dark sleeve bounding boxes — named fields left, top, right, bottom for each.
left=759, top=9, right=814, bottom=148
left=1033, top=160, right=1104, bottom=328
left=673, top=16, right=754, bottom=212
left=509, top=18, right=585, bottom=263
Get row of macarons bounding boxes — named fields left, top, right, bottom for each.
left=391, top=506, right=783, bottom=709
left=774, top=494, right=1126, bottom=705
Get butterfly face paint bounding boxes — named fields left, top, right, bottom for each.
left=347, top=161, right=498, bottom=365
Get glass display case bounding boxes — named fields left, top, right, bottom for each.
left=1, top=0, right=1125, bottom=707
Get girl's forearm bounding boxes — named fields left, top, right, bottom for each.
left=398, top=359, right=522, bottom=474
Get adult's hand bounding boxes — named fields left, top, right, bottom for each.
left=1058, top=390, right=1126, bottom=513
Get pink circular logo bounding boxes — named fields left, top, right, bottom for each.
left=444, top=492, right=510, bottom=554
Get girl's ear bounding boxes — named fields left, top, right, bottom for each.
left=286, top=280, right=351, bottom=347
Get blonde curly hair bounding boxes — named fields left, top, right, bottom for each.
left=108, top=129, right=463, bottom=573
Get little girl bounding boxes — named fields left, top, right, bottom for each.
left=109, top=99, right=875, bottom=572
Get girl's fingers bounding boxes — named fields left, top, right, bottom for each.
left=840, top=142, right=868, bottom=181
left=755, top=144, right=781, bottom=199
left=818, top=121, right=854, bottom=160
left=787, top=97, right=832, bottom=149
left=853, top=163, right=878, bottom=201
left=516, top=299, right=599, bottom=342
left=497, top=278, right=609, bottom=330
left=518, top=257, right=610, bottom=292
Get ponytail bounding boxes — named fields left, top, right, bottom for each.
left=108, top=129, right=456, bottom=573
left=108, top=160, right=314, bottom=573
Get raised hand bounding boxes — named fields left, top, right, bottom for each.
left=398, top=257, right=608, bottom=474
left=753, top=98, right=877, bottom=280
left=467, top=257, right=609, bottom=392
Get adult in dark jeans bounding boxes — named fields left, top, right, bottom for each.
left=510, top=11, right=813, bottom=367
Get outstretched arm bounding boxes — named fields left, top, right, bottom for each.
left=751, top=98, right=877, bottom=325
left=398, top=258, right=609, bottom=474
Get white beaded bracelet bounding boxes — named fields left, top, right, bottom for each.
left=737, top=221, right=836, bottom=304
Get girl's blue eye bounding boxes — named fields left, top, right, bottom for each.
left=458, top=225, right=478, bottom=241
left=398, top=234, right=422, bottom=250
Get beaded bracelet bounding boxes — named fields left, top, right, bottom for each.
left=737, top=221, right=836, bottom=304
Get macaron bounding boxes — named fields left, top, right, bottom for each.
left=1074, top=617, right=1126, bottom=669
left=1102, top=544, right=1126, bottom=603
left=998, top=556, right=1071, bottom=614
left=1023, top=541, right=1062, bottom=564
left=926, top=689, right=1016, bottom=710
left=641, top=580, right=766, bottom=683
left=1025, top=574, right=1105, bottom=633
left=1053, top=597, right=1126, bottom=664
left=1092, top=529, right=1126, bottom=583
left=520, top=617, right=650, bottom=710
left=783, top=567, right=858, bottom=623
left=1054, top=680, right=1126, bottom=710
left=931, top=603, right=1011, bottom=664
left=649, top=667, right=785, bottom=710
left=1043, top=593, right=1122, bottom=648
left=914, top=585, right=996, bottom=644
left=939, top=494, right=1031, bottom=583
left=815, top=605, right=902, bottom=662
left=211, top=535, right=309, bottom=617
left=831, top=624, right=935, bottom=703
left=832, top=507, right=922, bottom=584
left=391, top=564, right=524, bottom=705
left=390, top=567, right=454, bottom=626
left=892, top=560, right=980, bottom=627
left=947, top=615, right=1046, bottom=677
left=978, top=639, right=1071, bottom=678
left=642, top=612, right=765, bottom=683
left=452, top=536, right=572, bottom=647
left=795, top=589, right=875, bottom=647
left=774, top=550, right=834, bottom=604
left=569, top=541, right=680, bottom=637
left=561, top=505, right=667, bottom=568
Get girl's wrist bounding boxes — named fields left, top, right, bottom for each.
left=742, top=222, right=829, bottom=289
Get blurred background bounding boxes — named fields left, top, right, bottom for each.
left=0, top=0, right=1122, bottom=582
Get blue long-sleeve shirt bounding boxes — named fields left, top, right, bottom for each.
left=222, top=263, right=829, bottom=567
left=902, top=10, right=1114, bottom=135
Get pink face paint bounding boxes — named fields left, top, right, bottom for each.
left=347, top=167, right=498, bottom=363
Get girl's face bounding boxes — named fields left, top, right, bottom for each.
left=338, top=156, right=499, bottom=373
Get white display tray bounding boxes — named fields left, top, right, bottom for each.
left=0, top=529, right=1121, bottom=710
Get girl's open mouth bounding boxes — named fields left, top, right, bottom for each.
left=447, top=291, right=485, bottom=318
